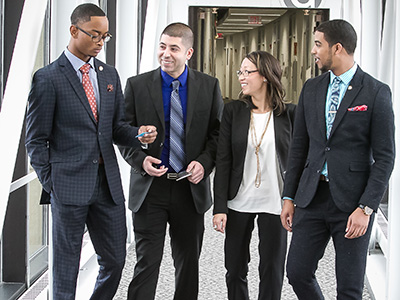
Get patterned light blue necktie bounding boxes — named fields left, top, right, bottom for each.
left=169, top=80, right=186, bottom=172
left=326, top=77, right=341, bottom=137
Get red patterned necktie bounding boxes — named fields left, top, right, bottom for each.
left=79, top=63, right=97, bottom=121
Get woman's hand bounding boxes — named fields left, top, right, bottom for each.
left=213, top=213, right=227, bottom=233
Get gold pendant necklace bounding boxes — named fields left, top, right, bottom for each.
left=250, top=111, right=272, bottom=188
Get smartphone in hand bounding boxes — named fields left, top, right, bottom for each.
left=176, top=171, right=192, bottom=181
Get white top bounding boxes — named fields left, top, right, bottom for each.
left=228, top=112, right=283, bottom=215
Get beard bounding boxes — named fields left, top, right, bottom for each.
left=319, top=54, right=333, bottom=73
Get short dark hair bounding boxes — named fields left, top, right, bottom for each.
left=161, top=22, right=194, bottom=49
left=315, top=19, right=357, bottom=54
left=240, top=51, right=286, bottom=115
left=71, top=3, right=105, bottom=25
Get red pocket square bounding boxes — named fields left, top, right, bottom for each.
left=348, top=105, right=367, bottom=112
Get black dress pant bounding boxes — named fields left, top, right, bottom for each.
left=286, top=181, right=374, bottom=300
left=225, top=209, right=287, bottom=300
left=128, top=175, right=204, bottom=300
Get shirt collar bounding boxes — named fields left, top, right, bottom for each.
left=160, top=65, right=188, bottom=87
left=329, top=63, right=358, bottom=86
left=64, top=47, right=95, bottom=72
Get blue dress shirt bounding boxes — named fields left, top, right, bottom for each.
left=160, top=66, right=188, bottom=171
left=64, top=48, right=100, bottom=110
left=322, top=63, right=358, bottom=177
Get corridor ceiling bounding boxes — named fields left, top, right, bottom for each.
left=215, top=8, right=287, bottom=36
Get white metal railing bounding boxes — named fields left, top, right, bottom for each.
left=9, top=172, right=37, bottom=194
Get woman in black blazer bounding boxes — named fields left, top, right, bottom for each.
left=213, top=51, right=295, bottom=300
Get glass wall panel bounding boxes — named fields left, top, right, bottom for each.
left=0, top=2, right=50, bottom=297
left=0, top=0, right=3, bottom=108
left=27, top=175, right=48, bottom=282
left=28, top=177, right=46, bottom=257
left=27, top=9, right=50, bottom=283
left=0, top=0, right=4, bottom=282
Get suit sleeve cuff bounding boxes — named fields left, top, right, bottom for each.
left=282, top=196, right=294, bottom=201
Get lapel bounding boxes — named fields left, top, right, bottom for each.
left=237, top=104, right=251, bottom=162
left=148, top=68, right=165, bottom=132
left=58, top=53, right=97, bottom=124
left=329, top=68, right=363, bottom=138
left=94, top=58, right=107, bottom=123
left=273, top=109, right=285, bottom=144
left=186, top=68, right=200, bottom=136
left=316, top=74, right=330, bottom=140
left=273, top=111, right=284, bottom=174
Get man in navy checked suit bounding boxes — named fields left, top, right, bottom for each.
left=25, top=4, right=157, bottom=300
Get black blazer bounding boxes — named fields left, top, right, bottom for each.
left=121, top=67, right=224, bottom=213
left=213, top=100, right=296, bottom=214
left=283, top=67, right=395, bottom=212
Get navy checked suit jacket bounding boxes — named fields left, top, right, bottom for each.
left=120, top=67, right=224, bottom=214
left=283, top=67, right=395, bottom=212
left=26, top=53, right=140, bottom=206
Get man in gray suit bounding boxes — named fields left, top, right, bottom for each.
left=280, top=19, right=395, bottom=299
left=121, top=23, right=223, bottom=300
left=25, top=4, right=156, bottom=300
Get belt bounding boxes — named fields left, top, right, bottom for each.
left=166, top=173, right=179, bottom=180
left=98, top=156, right=104, bottom=164
left=320, top=174, right=329, bottom=182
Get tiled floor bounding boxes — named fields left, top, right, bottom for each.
left=113, top=209, right=372, bottom=300
left=19, top=209, right=373, bottom=300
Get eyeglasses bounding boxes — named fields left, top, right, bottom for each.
left=236, top=70, right=258, bottom=78
left=76, top=26, right=112, bottom=43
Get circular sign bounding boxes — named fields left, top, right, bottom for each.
left=283, top=0, right=323, bottom=8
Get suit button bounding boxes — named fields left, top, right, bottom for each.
left=98, top=131, right=102, bottom=136
left=160, top=142, right=163, bottom=147
left=93, top=159, right=98, bottom=164
left=325, top=147, right=330, bottom=152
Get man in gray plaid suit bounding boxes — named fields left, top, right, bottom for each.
left=25, top=4, right=156, bottom=300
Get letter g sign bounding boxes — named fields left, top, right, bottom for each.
left=283, top=0, right=322, bottom=7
